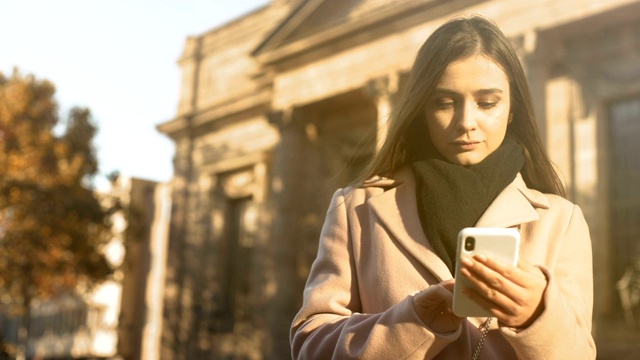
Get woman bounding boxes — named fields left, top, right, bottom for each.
left=290, top=15, right=596, bottom=359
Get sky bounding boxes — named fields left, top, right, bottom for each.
left=0, top=0, right=270, bottom=188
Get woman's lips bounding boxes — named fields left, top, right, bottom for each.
left=452, top=140, right=481, bottom=150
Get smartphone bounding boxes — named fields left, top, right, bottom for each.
left=452, top=227, right=520, bottom=317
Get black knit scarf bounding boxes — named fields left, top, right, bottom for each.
left=410, top=138, right=525, bottom=273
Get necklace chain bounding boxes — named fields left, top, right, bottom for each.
left=472, top=317, right=492, bottom=360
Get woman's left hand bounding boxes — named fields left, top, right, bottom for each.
left=460, top=255, right=548, bottom=328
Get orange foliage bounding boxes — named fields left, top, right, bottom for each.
left=0, top=70, right=114, bottom=310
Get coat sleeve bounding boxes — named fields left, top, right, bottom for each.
left=290, top=189, right=461, bottom=360
left=500, top=204, right=596, bottom=359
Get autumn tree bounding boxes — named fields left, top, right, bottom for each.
left=0, top=70, right=115, bottom=359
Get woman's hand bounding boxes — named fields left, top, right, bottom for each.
left=460, top=255, right=548, bottom=328
left=413, top=279, right=464, bottom=333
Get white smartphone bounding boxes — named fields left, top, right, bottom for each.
left=452, top=227, right=520, bottom=317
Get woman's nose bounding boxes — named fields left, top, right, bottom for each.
left=456, top=102, right=478, bottom=131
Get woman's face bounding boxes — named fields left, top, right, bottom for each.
left=424, top=55, right=511, bottom=166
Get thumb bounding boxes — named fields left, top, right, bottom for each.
left=440, top=279, right=455, bottom=293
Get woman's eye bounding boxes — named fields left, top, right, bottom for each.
left=478, top=101, right=498, bottom=109
left=436, top=101, right=454, bottom=109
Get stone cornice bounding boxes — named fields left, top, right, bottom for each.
left=200, top=152, right=269, bottom=175
left=156, top=116, right=188, bottom=138
left=252, top=0, right=445, bottom=65
left=252, top=0, right=325, bottom=58
left=192, top=91, right=271, bottom=127
left=157, top=91, right=272, bottom=137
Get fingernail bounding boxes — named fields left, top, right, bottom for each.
left=476, top=254, right=487, bottom=262
left=461, top=257, right=473, bottom=266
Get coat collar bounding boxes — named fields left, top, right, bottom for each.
left=365, top=167, right=548, bottom=282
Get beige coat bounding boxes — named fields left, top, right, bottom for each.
left=291, top=168, right=596, bottom=359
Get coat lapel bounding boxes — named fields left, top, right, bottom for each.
left=366, top=171, right=547, bottom=282
left=475, top=174, right=548, bottom=228
left=367, top=169, right=453, bottom=282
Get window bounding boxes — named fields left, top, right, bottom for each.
left=608, top=97, right=640, bottom=278
left=214, top=196, right=254, bottom=332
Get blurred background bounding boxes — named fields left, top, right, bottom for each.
left=1, top=0, right=640, bottom=359
left=0, top=0, right=269, bottom=189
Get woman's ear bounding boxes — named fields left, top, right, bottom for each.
left=508, top=113, right=514, bottom=124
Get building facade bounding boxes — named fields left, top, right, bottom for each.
left=157, top=0, right=640, bottom=358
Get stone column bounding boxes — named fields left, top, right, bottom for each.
left=365, top=73, right=399, bottom=150
left=265, top=108, right=306, bottom=359
left=515, top=30, right=549, bottom=148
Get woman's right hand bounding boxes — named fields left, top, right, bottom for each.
left=413, top=279, right=464, bottom=333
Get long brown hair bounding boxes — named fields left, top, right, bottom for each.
left=358, top=15, right=565, bottom=197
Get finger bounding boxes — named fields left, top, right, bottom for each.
left=464, top=285, right=540, bottom=327
left=440, top=279, right=455, bottom=292
left=460, top=265, right=519, bottom=312
left=474, top=255, right=545, bottom=290
left=472, top=254, right=522, bottom=283
left=462, top=287, right=511, bottom=319
left=415, top=284, right=455, bottom=308
left=517, top=259, right=546, bottom=279
left=414, top=286, right=463, bottom=327
left=462, top=256, right=519, bottom=296
left=435, top=284, right=454, bottom=303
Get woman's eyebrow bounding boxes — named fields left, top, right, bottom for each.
left=432, top=88, right=458, bottom=96
left=432, top=88, right=504, bottom=96
left=475, top=88, right=504, bottom=96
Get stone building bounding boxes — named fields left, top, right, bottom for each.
left=157, top=0, right=640, bottom=358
